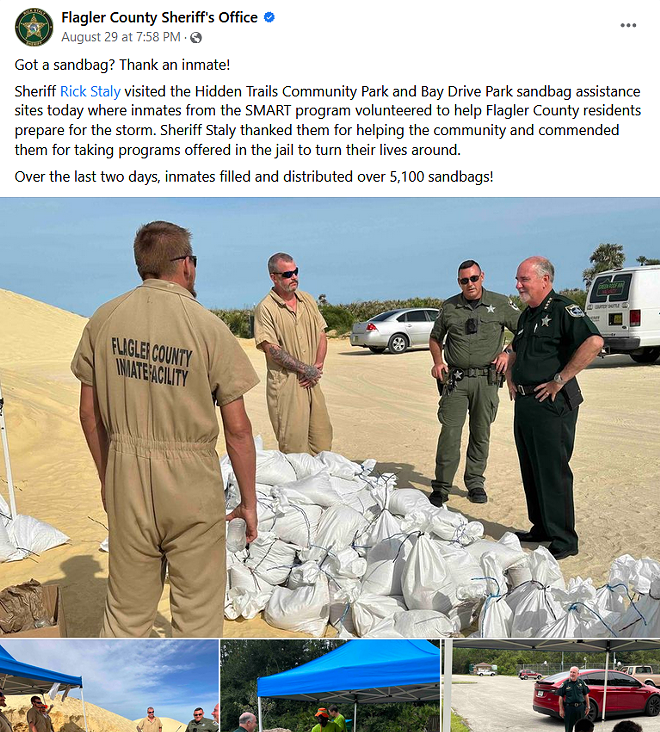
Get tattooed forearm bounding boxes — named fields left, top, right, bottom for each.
left=266, top=344, right=320, bottom=379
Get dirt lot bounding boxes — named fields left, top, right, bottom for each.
left=448, top=675, right=660, bottom=732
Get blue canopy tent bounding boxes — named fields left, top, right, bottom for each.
left=0, top=643, right=87, bottom=731
left=257, top=640, right=440, bottom=731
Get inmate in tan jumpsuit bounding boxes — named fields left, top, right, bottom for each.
left=137, top=717, right=162, bottom=732
left=254, top=289, right=332, bottom=454
left=0, top=711, right=13, bottom=732
left=72, top=280, right=259, bottom=637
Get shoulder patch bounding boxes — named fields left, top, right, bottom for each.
left=565, top=304, right=585, bottom=318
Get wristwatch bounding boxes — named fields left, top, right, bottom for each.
left=553, top=373, right=564, bottom=384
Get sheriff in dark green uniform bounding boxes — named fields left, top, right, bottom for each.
left=186, top=710, right=216, bottom=732
left=508, top=257, right=603, bottom=559
left=558, top=668, right=590, bottom=732
left=429, top=260, right=520, bottom=506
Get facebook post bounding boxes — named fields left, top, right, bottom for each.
left=2, top=0, right=658, bottom=195
left=1, top=0, right=659, bottom=655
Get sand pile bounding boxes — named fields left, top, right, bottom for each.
left=4, top=695, right=136, bottom=732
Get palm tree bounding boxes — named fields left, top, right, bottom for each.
left=583, top=243, right=625, bottom=286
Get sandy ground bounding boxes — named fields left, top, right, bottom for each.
left=1, top=288, right=659, bottom=638
left=448, top=674, right=660, bottom=732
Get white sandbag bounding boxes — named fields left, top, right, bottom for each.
left=264, top=574, right=330, bottom=637
left=388, top=488, right=432, bottom=516
left=336, top=485, right=381, bottom=517
left=629, top=557, right=660, bottom=596
left=540, top=577, right=614, bottom=638
left=506, top=581, right=564, bottom=637
left=228, top=562, right=276, bottom=595
left=316, top=451, right=363, bottom=479
left=506, top=564, right=533, bottom=588
left=328, top=577, right=360, bottom=635
left=594, top=554, right=637, bottom=618
left=301, top=505, right=369, bottom=563
left=0, top=519, right=16, bottom=561
left=6, top=514, right=69, bottom=560
left=401, top=506, right=483, bottom=545
left=465, top=533, right=527, bottom=571
left=255, top=450, right=297, bottom=485
left=355, top=509, right=403, bottom=555
left=616, top=573, right=660, bottom=637
left=260, top=502, right=322, bottom=549
left=475, top=556, right=512, bottom=637
left=528, top=546, right=566, bottom=590
left=360, top=533, right=417, bottom=597
left=391, top=609, right=455, bottom=638
left=245, top=532, right=297, bottom=585
left=276, top=470, right=343, bottom=507
left=285, top=452, right=325, bottom=480
left=352, top=593, right=407, bottom=637
left=226, top=562, right=274, bottom=620
left=402, top=535, right=486, bottom=618
left=324, top=547, right=367, bottom=580
left=227, top=587, right=273, bottom=620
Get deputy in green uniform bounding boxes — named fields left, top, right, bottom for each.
left=429, top=260, right=520, bottom=506
left=558, top=667, right=591, bottom=732
left=311, top=709, right=340, bottom=732
left=328, top=706, right=346, bottom=732
left=0, top=692, right=13, bottom=732
left=72, top=221, right=259, bottom=637
left=507, top=256, right=603, bottom=559
left=186, top=709, right=216, bottom=732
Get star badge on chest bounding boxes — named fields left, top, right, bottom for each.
left=541, top=315, right=552, bottom=326
left=486, top=305, right=495, bottom=313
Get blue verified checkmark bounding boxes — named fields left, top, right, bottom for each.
left=264, top=11, right=275, bottom=22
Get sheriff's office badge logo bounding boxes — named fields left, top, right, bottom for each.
left=15, top=8, right=53, bottom=46
left=565, top=304, right=585, bottom=318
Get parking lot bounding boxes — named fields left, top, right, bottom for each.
left=448, top=675, right=660, bottom=732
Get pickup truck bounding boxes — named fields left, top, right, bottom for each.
left=620, top=666, right=660, bottom=687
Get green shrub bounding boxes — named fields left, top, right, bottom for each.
left=212, top=308, right=253, bottom=338
left=318, top=304, right=355, bottom=334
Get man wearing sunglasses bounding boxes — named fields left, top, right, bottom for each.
left=429, top=260, right=520, bottom=506
left=254, top=253, right=332, bottom=454
left=186, top=709, right=216, bottom=732
left=72, top=220, right=259, bottom=637
left=137, top=708, right=162, bottom=732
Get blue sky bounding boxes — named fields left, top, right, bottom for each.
left=1, top=198, right=658, bottom=316
left=0, top=639, right=217, bottom=723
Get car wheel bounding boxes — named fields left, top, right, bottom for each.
left=645, top=695, right=660, bottom=716
left=388, top=333, right=409, bottom=354
left=586, top=699, right=599, bottom=722
left=645, top=680, right=657, bottom=688
left=631, top=347, right=660, bottom=364
left=368, top=347, right=386, bottom=354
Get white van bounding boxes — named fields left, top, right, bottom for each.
left=585, top=265, right=660, bottom=363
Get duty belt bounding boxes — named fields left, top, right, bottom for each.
left=450, top=366, right=491, bottom=378
left=565, top=702, right=585, bottom=707
left=516, top=384, right=542, bottom=396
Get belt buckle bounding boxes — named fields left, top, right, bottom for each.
left=517, top=384, right=525, bottom=395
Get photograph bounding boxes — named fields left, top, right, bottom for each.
left=0, top=639, right=219, bottom=732
left=220, top=638, right=440, bottom=732
left=0, top=197, right=659, bottom=638
left=444, top=638, right=660, bottom=732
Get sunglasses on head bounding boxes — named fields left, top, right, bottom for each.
left=170, top=255, right=197, bottom=267
left=275, top=267, right=298, bottom=279
left=458, top=275, right=480, bottom=285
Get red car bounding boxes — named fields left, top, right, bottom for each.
left=533, top=669, right=660, bottom=722
left=520, top=669, right=543, bottom=680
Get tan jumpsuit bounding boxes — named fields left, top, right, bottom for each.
left=72, top=280, right=259, bottom=637
left=254, top=289, right=332, bottom=454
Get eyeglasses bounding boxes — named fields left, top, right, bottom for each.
left=171, top=255, right=197, bottom=267
left=458, top=275, right=481, bottom=285
left=193, top=713, right=203, bottom=717
left=274, top=267, right=298, bottom=279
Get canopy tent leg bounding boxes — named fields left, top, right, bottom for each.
left=602, top=651, right=609, bottom=723
left=257, top=696, right=263, bottom=732
left=442, top=640, right=452, bottom=732
left=0, top=377, right=18, bottom=519
left=80, top=687, right=89, bottom=732
left=353, top=701, right=357, bottom=732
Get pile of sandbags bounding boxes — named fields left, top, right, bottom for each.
left=223, top=442, right=660, bottom=639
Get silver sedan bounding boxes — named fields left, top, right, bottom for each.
left=350, top=308, right=440, bottom=354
